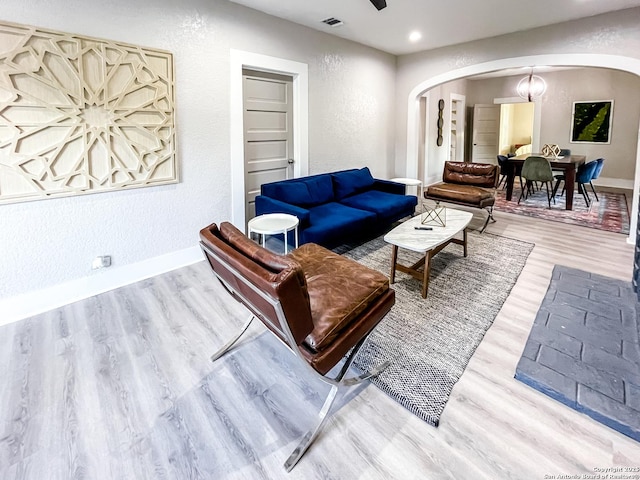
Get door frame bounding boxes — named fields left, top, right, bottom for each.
left=448, top=92, right=466, bottom=162
left=493, top=96, right=541, bottom=154
left=230, top=49, right=309, bottom=231
left=405, top=53, right=640, bottom=244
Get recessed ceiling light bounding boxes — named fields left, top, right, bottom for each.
left=409, top=31, right=422, bottom=42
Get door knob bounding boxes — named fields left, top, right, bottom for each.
left=287, top=159, right=294, bottom=164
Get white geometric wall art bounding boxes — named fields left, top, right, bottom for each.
left=0, top=20, right=177, bottom=204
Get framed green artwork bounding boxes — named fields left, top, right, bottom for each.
left=570, top=100, right=613, bottom=144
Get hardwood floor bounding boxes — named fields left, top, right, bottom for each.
left=1, top=210, right=639, bottom=479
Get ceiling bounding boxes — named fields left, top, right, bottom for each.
left=227, top=0, right=640, bottom=55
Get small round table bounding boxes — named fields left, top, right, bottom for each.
left=248, top=213, right=299, bottom=254
left=391, top=177, right=423, bottom=197
left=391, top=177, right=423, bottom=211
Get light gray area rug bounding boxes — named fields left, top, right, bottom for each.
left=338, top=231, right=534, bottom=426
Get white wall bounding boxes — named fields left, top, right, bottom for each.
left=538, top=68, right=640, bottom=185
left=0, top=0, right=396, bottom=322
left=511, top=103, right=535, bottom=148
left=421, top=79, right=469, bottom=186
left=463, top=68, right=640, bottom=186
left=395, top=8, right=640, bottom=177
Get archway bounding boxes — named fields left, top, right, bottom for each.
left=406, top=54, right=640, bottom=243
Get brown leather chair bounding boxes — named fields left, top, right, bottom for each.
left=199, top=222, right=395, bottom=471
left=424, top=161, right=499, bottom=232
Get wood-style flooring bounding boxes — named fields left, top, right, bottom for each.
left=1, top=209, right=639, bottom=479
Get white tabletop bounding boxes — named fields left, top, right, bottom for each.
left=390, top=177, right=422, bottom=186
left=248, top=213, right=299, bottom=235
left=384, top=208, right=473, bottom=253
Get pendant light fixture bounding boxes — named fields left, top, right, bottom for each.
left=517, top=68, right=547, bottom=102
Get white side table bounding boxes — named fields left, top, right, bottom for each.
left=391, top=177, right=423, bottom=197
left=391, top=177, right=424, bottom=210
left=248, top=213, right=299, bottom=254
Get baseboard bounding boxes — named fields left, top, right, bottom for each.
left=0, top=245, right=203, bottom=327
left=594, top=176, right=634, bottom=190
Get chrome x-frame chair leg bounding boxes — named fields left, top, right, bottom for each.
left=283, top=336, right=391, bottom=472
left=211, top=315, right=390, bottom=472
left=209, top=314, right=254, bottom=362
left=480, top=206, right=495, bottom=233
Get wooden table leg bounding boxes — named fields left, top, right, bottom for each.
left=565, top=165, right=576, bottom=210
left=462, top=228, right=468, bottom=257
left=390, top=245, right=398, bottom=284
left=505, top=163, right=515, bottom=201
left=422, top=251, right=432, bottom=298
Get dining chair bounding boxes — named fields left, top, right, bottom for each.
left=497, top=154, right=524, bottom=191
left=589, top=158, right=605, bottom=201
left=497, top=155, right=509, bottom=189
left=552, top=159, right=599, bottom=207
left=518, top=156, right=555, bottom=208
left=551, top=149, right=571, bottom=186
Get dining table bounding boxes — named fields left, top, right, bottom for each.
left=504, top=154, right=586, bottom=210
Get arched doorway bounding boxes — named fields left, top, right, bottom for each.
left=405, top=53, right=640, bottom=243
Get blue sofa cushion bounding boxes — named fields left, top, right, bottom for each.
left=332, top=167, right=375, bottom=200
left=340, top=190, right=417, bottom=222
left=262, top=174, right=335, bottom=208
left=301, top=202, right=376, bottom=247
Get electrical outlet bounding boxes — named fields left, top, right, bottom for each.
left=91, top=255, right=112, bottom=270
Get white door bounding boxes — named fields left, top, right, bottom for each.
left=471, top=104, right=500, bottom=164
left=243, top=69, right=294, bottom=221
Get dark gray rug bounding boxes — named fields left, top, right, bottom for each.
left=515, top=265, right=640, bottom=442
left=338, top=231, right=534, bottom=426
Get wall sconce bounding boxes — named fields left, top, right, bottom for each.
left=517, top=69, right=547, bottom=102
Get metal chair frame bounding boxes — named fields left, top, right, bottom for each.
left=200, top=242, right=390, bottom=472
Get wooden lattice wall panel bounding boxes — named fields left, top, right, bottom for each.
left=0, top=21, right=177, bottom=204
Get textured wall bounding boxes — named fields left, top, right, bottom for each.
left=537, top=68, right=640, bottom=181
left=395, top=8, right=640, bottom=175
left=461, top=68, right=640, bottom=182
left=0, top=0, right=395, bottom=300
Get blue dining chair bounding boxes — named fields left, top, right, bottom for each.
left=589, top=158, right=604, bottom=201
left=552, top=160, right=599, bottom=207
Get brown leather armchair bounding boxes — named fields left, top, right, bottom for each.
left=199, top=222, right=395, bottom=471
left=424, top=161, right=499, bottom=232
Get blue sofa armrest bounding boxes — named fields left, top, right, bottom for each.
left=255, top=195, right=311, bottom=228
left=372, top=179, right=406, bottom=195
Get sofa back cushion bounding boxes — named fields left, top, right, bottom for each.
left=331, top=167, right=375, bottom=200
left=262, top=174, right=335, bottom=207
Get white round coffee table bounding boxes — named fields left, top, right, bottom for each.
left=248, top=213, right=299, bottom=254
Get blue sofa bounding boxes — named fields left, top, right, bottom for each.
left=255, top=167, right=417, bottom=248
